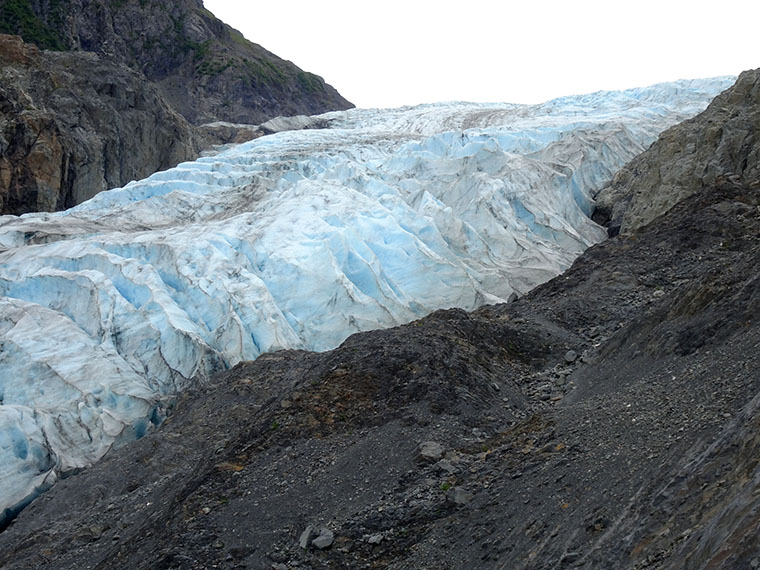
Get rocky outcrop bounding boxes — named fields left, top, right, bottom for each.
left=0, top=34, right=200, bottom=213
left=197, top=115, right=330, bottom=147
left=197, top=121, right=263, bottom=146
left=0, top=0, right=353, bottom=214
left=594, top=68, right=760, bottom=234
left=8, top=0, right=353, bottom=125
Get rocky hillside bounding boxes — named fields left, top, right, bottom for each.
left=0, top=72, right=757, bottom=569
left=1, top=0, right=353, bottom=125
left=0, top=0, right=353, bottom=214
left=0, top=34, right=199, bottom=213
left=594, top=68, right=760, bottom=235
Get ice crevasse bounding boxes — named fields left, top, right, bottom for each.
left=0, top=77, right=735, bottom=523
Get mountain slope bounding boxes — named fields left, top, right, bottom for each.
left=0, top=33, right=200, bottom=213
left=0, top=0, right=353, bottom=214
left=2, top=0, right=353, bottom=124
left=0, top=125, right=757, bottom=569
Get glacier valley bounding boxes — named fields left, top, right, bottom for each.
left=0, top=77, right=734, bottom=524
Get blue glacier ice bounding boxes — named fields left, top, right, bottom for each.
left=0, top=77, right=735, bottom=523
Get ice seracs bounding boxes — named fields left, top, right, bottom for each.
left=0, top=77, right=735, bottom=524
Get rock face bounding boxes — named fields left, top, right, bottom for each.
left=196, top=114, right=330, bottom=146
left=0, top=34, right=200, bottom=213
left=5, top=0, right=353, bottom=125
left=594, top=68, right=760, bottom=234
left=0, top=75, right=758, bottom=568
left=0, top=0, right=353, bottom=214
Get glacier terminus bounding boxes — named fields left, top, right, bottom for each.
left=0, top=77, right=735, bottom=525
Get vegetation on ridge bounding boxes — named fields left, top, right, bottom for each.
left=0, top=0, right=66, bottom=50
left=0, top=0, right=350, bottom=124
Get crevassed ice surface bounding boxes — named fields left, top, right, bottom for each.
left=0, top=77, right=734, bottom=523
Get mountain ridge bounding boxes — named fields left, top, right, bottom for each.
left=3, top=0, right=353, bottom=124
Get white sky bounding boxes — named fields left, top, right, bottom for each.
left=203, top=0, right=759, bottom=109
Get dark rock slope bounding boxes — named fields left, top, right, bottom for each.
left=0, top=0, right=353, bottom=214
left=0, top=74, right=758, bottom=570
left=2, top=0, right=353, bottom=125
left=594, top=68, right=760, bottom=235
left=0, top=33, right=200, bottom=213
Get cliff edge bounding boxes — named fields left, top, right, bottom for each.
left=0, top=34, right=200, bottom=213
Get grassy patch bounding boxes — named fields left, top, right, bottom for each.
left=196, top=57, right=232, bottom=77
left=243, top=57, right=287, bottom=86
left=198, top=6, right=215, bottom=20
left=186, top=39, right=210, bottom=61
left=296, top=71, right=325, bottom=93
left=230, top=28, right=253, bottom=49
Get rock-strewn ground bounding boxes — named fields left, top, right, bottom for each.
left=0, top=176, right=757, bottom=569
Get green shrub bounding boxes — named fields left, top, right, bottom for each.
left=0, top=0, right=66, bottom=50
left=296, top=71, right=325, bottom=93
left=243, top=57, right=287, bottom=86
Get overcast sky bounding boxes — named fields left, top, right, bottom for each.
left=203, top=0, right=759, bottom=109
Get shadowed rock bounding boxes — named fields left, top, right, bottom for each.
left=0, top=34, right=200, bottom=213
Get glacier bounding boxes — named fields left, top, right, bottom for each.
left=0, top=77, right=734, bottom=525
